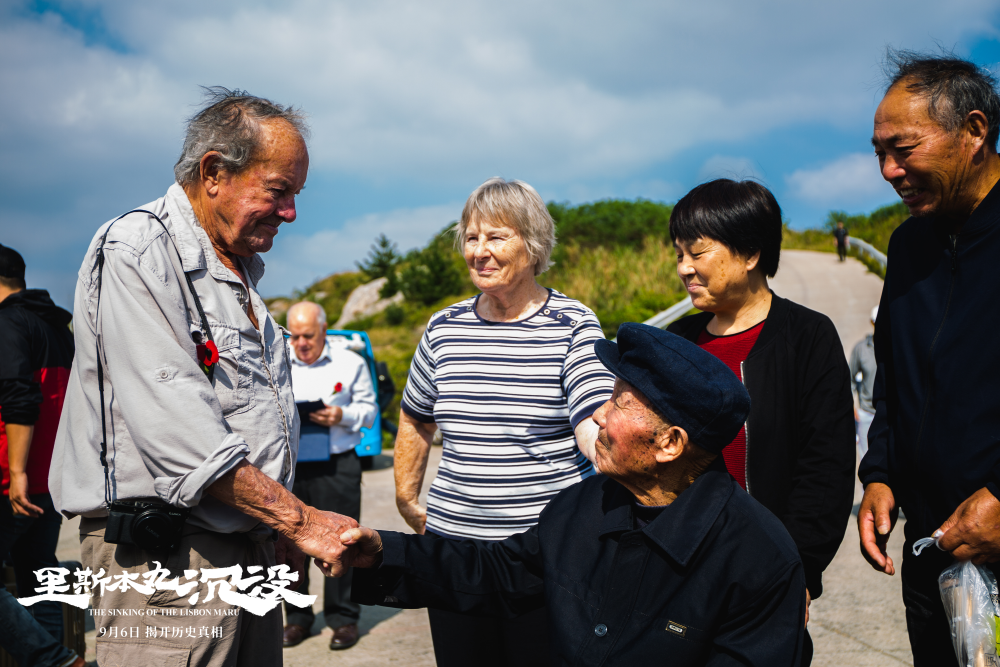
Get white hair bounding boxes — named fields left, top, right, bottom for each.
left=454, top=177, right=557, bottom=276
left=288, top=301, right=326, bottom=327
left=174, top=87, right=309, bottom=186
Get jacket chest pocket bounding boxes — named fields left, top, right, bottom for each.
left=210, top=325, right=254, bottom=417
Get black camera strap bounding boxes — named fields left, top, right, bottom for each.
left=95, top=209, right=215, bottom=507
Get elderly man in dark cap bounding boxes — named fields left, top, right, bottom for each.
left=319, top=323, right=807, bottom=666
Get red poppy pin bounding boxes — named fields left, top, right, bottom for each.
left=333, top=382, right=343, bottom=394
left=197, top=340, right=220, bottom=376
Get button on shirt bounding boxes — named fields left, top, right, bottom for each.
left=50, top=183, right=300, bottom=534
left=354, top=460, right=806, bottom=666
left=290, top=342, right=377, bottom=455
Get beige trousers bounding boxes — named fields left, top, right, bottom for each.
left=80, top=518, right=282, bottom=667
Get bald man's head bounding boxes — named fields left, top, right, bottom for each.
left=288, top=301, right=327, bottom=365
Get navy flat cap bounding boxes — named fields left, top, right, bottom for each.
left=594, top=323, right=751, bottom=455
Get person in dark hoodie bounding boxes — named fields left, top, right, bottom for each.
left=0, top=243, right=82, bottom=667
left=666, top=179, right=856, bottom=666
left=861, top=51, right=1000, bottom=666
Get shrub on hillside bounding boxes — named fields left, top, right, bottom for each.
left=400, top=239, right=467, bottom=306
left=547, top=199, right=674, bottom=262
left=357, top=233, right=402, bottom=298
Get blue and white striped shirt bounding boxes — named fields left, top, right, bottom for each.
left=401, top=289, right=615, bottom=540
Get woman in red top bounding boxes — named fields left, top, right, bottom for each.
left=666, top=180, right=855, bottom=667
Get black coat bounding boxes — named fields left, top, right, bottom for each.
left=354, top=462, right=806, bottom=666
left=667, top=295, right=856, bottom=598
left=859, top=180, right=1000, bottom=538
left=0, top=289, right=74, bottom=425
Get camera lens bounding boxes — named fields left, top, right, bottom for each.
left=132, top=510, right=175, bottom=551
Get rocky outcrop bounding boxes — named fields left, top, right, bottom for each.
left=334, top=277, right=404, bottom=328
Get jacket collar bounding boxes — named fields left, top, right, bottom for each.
left=598, top=459, right=735, bottom=567
left=163, top=183, right=266, bottom=287
left=668, top=292, right=790, bottom=361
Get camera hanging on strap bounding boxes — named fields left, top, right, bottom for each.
left=95, top=209, right=213, bottom=552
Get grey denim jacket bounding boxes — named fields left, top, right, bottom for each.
left=50, top=184, right=300, bottom=534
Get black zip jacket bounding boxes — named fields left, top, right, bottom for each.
left=859, top=180, right=1000, bottom=538
left=668, top=295, right=856, bottom=598
left=355, top=461, right=806, bottom=666
left=0, top=289, right=74, bottom=425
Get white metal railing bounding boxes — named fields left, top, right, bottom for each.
left=848, top=237, right=887, bottom=269
left=612, top=295, right=693, bottom=341
left=643, top=296, right=694, bottom=329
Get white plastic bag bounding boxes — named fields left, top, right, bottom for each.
left=938, top=561, right=1000, bottom=667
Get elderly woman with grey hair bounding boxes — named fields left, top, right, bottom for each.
left=394, top=177, right=614, bottom=666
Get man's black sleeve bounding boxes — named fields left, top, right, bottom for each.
left=352, top=527, right=545, bottom=619
left=858, top=267, right=893, bottom=489
left=0, top=311, right=41, bottom=425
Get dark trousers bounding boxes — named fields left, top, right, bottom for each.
left=284, top=450, right=362, bottom=629
left=901, top=521, right=956, bottom=667
left=0, top=492, right=75, bottom=667
left=837, top=243, right=847, bottom=261
left=428, top=605, right=551, bottom=667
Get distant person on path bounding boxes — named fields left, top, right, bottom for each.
left=667, top=179, right=856, bottom=666
left=0, top=244, right=82, bottom=667
left=860, top=52, right=1000, bottom=666
left=334, top=324, right=807, bottom=666
left=392, top=177, right=615, bottom=667
left=849, top=306, right=878, bottom=459
left=833, top=220, right=849, bottom=261
left=282, top=301, right=377, bottom=651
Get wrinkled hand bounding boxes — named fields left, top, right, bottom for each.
left=936, top=488, right=1000, bottom=564
left=858, top=482, right=898, bottom=575
left=8, top=472, right=43, bottom=517
left=274, top=533, right=307, bottom=591
left=309, top=406, right=344, bottom=427
left=289, top=508, right=359, bottom=576
left=396, top=498, right=426, bottom=535
left=317, top=527, right=384, bottom=577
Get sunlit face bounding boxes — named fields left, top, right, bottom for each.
left=207, top=119, right=309, bottom=256
left=872, top=84, right=974, bottom=219
left=288, top=314, right=326, bottom=365
left=592, top=380, right=661, bottom=484
left=462, top=216, right=535, bottom=294
left=674, top=237, right=758, bottom=313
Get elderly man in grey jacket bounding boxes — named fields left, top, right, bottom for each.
left=49, top=88, right=356, bottom=667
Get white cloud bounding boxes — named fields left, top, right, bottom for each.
left=785, top=153, right=896, bottom=205
left=258, top=203, right=462, bottom=296
left=1, top=0, right=997, bottom=297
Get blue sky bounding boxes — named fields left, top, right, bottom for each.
left=1, top=0, right=999, bottom=306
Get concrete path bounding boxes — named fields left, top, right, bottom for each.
left=57, top=249, right=905, bottom=665
left=772, top=251, right=911, bottom=666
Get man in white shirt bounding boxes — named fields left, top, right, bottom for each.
left=283, top=301, right=377, bottom=651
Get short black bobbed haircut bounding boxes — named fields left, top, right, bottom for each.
left=669, top=179, right=782, bottom=278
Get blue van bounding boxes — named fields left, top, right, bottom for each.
left=285, top=329, right=384, bottom=461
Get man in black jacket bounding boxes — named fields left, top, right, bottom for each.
left=0, top=244, right=82, bottom=667
left=861, top=52, right=1000, bottom=664
left=322, top=324, right=807, bottom=666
